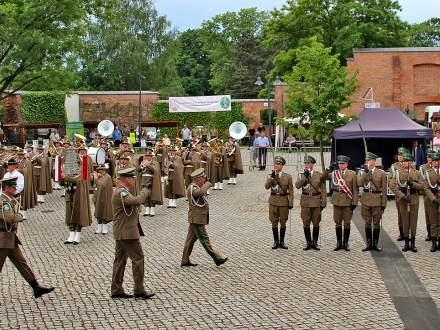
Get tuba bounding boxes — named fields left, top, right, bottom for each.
left=97, top=120, right=115, bottom=138
left=228, top=121, right=247, bottom=140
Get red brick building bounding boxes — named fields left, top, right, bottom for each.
left=346, top=47, right=440, bottom=119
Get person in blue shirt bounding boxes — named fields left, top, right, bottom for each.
left=113, top=126, right=122, bottom=147
left=255, top=131, right=270, bottom=170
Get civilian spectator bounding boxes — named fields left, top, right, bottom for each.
left=284, top=134, right=296, bottom=148
left=255, top=131, right=270, bottom=170
left=89, top=128, right=97, bottom=140
left=257, top=122, right=266, bottom=134
left=412, top=140, right=425, bottom=170
left=248, top=124, right=256, bottom=147
left=163, top=134, right=171, bottom=146
left=50, top=129, right=60, bottom=142
left=113, top=126, right=122, bottom=147
left=433, top=130, right=440, bottom=152
left=181, top=124, right=191, bottom=147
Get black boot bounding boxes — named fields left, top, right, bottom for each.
left=426, top=228, right=432, bottom=241
left=279, top=228, right=288, bottom=249
left=431, top=239, right=437, bottom=252
left=30, top=280, right=54, bottom=299
left=343, top=228, right=351, bottom=251
left=402, top=237, right=410, bottom=252
left=397, top=226, right=404, bottom=241
left=410, top=237, right=417, bottom=253
left=372, top=228, right=382, bottom=252
left=303, top=227, right=312, bottom=250
left=334, top=228, right=343, bottom=251
left=312, top=226, right=320, bottom=250
left=362, top=227, right=372, bottom=252
left=272, top=228, right=279, bottom=249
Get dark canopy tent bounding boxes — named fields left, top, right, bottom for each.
left=332, top=108, right=432, bottom=170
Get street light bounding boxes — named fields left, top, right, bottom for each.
left=255, top=70, right=272, bottom=138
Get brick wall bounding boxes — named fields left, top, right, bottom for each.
left=79, top=92, right=160, bottom=128
left=347, top=49, right=440, bottom=119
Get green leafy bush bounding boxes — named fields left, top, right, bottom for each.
left=20, top=92, right=67, bottom=125
left=260, top=109, right=277, bottom=125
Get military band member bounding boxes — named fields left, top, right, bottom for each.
left=181, top=168, right=228, bottom=267
left=138, top=150, right=163, bottom=216
left=225, top=136, right=243, bottom=185
left=62, top=152, right=93, bottom=245
left=93, top=165, right=113, bottom=234
left=199, top=142, right=210, bottom=175
left=182, top=144, right=201, bottom=188
left=210, top=139, right=229, bottom=190
left=390, top=147, right=409, bottom=241
left=111, top=167, right=155, bottom=299
left=165, top=146, right=186, bottom=208
left=422, top=153, right=440, bottom=252
left=265, top=156, right=293, bottom=249
left=33, top=145, right=53, bottom=203
left=78, top=145, right=94, bottom=193
left=324, top=155, right=358, bottom=251
left=17, top=150, right=37, bottom=218
left=295, top=156, right=326, bottom=250
left=0, top=177, right=54, bottom=298
left=420, top=150, right=435, bottom=241
left=389, top=154, right=425, bottom=252
left=357, top=152, right=387, bottom=252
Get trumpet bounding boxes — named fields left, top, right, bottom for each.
left=0, top=152, right=14, bottom=165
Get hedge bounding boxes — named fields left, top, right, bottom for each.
left=20, top=92, right=67, bottom=125
left=152, top=102, right=249, bottom=139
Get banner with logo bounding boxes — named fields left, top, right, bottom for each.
left=169, top=95, right=231, bottom=113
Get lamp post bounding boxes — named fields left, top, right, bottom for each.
left=255, top=70, right=271, bottom=137
left=138, top=74, right=143, bottom=140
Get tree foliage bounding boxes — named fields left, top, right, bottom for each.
left=201, top=8, right=274, bottom=98
left=265, top=0, right=408, bottom=76
left=407, top=18, right=440, bottom=47
left=0, top=0, right=98, bottom=97
left=283, top=38, right=357, bottom=168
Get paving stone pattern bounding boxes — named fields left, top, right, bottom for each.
left=0, top=151, right=417, bottom=329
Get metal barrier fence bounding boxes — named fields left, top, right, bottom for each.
left=243, top=146, right=332, bottom=172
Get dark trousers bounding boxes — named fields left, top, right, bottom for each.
left=111, top=239, right=145, bottom=295
left=258, top=148, right=267, bottom=169
left=0, top=245, right=36, bottom=284
left=182, top=140, right=189, bottom=147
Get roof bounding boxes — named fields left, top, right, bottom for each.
left=333, top=108, right=432, bottom=139
left=353, top=47, right=440, bottom=53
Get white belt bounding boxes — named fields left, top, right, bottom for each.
left=142, top=174, right=153, bottom=177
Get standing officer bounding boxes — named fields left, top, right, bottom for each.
left=391, top=147, right=409, bottom=241
left=324, top=155, right=358, bottom=251
left=389, top=154, right=426, bottom=252
left=295, top=155, right=327, bottom=250
left=111, top=167, right=154, bottom=299
left=422, top=153, right=440, bottom=252
left=181, top=168, right=228, bottom=267
left=0, top=177, right=54, bottom=298
left=357, top=152, right=387, bottom=252
left=265, top=156, right=293, bottom=249
left=420, top=150, right=435, bottom=241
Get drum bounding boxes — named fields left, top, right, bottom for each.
left=96, top=147, right=107, bottom=165
left=87, top=147, right=99, bottom=164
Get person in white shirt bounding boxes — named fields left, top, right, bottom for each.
left=163, top=134, right=171, bottom=146
left=433, top=130, right=440, bottom=152
left=3, top=158, right=26, bottom=218
left=49, top=129, right=60, bottom=142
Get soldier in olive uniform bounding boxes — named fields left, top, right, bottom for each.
left=420, top=153, right=440, bottom=252
left=389, top=154, right=426, bottom=252
left=420, top=150, right=435, bottom=241
left=324, top=155, right=358, bottom=251
left=0, top=177, right=54, bottom=299
left=390, top=147, right=409, bottom=241
left=111, top=168, right=155, bottom=299
left=181, top=168, right=228, bottom=267
left=295, top=155, right=327, bottom=250
left=265, top=156, right=294, bottom=249
left=357, top=152, right=387, bottom=252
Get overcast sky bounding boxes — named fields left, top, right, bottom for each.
left=154, top=0, right=440, bottom=31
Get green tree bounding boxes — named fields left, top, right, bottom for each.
left=175, top=29, right=213, bottom=96
left=201, top=8, right=273, bottom=98
left=0, top=0, right=96, bottom=98
left=284, top=38, right=357, bottom=169
left=79, top=0, right=183, bottom=95
left=408, top=18, right=440, bottom=47
left=265, top=0, right=408, bottom=76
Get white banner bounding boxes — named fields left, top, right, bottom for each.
left=169, top=95, right=231, bottom=113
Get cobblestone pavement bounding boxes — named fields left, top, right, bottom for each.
left=4, top=150, right=437, bottom=329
